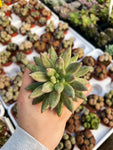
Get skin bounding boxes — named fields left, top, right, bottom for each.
left=18, top=67, right=92, bottom=150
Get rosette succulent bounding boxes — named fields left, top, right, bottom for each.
left=26, top=47, right=92, bottom=116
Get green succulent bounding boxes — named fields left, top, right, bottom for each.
left=105, top=44, right=113, bottom=58
left=26, top=47, right=92, bottom=116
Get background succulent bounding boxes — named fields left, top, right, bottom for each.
left=105, top=44, right=113, bottom=58
left=26, top=47, right=92, bottom=116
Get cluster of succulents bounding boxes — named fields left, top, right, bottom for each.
left=19, top=23, right=30, bottom=35
left=0, top=75, right=11, bottom=90
left=104, top=90, right=113, bottom=109
left=81, top=109, right=100, bottom=129
left=26, top=47, right=91, bottom=116
left=76, top=130, right=96, bottom=150
left=0, top=51, right=11, bottom=66
left=45, top=20, right=56, bottom=33
left=100, top=108, right=113, bottom=127
left=54, top=30, right=65, bottom=40
left=87, top=94, right=104, bottom=111
left=0, top=31, right=11, bottom=45
left=55, top=133, right=76, bottom=150
left=19, top=41, right=33, bottom=54
left=93, top=64, right=108, bottom=80
left=12, top=72, right=23, bottom=87
left=79, top=0, right=98, bottom=8
left=66, top=113, right=81, bottom=133
left=72, top=47, right=84, bottom=59
left=6, top=43, right=19, bottom=54
left=62, top=38, right=74, bottom=49
left=82, top=56, right=96, bottom=67
left=35, top=3, right=44, bottom=11
left=12, top=103, right=18, bottom=119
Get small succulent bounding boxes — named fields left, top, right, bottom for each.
left=105, top=44, right=113, bottom=58
left=20, top=23, right=30, bottom=35
left=100, top=108, right=113, bottom=127
left=62, top=38, right=74, bottom=49
left=44, top=0, right=66, bottom=7
left=75, top=104, right=84, bottom=113
left=18, top=0, right=27, bottom=7
left=0, top=119, right=6, bottom=136
left=24, top=4, right=34, bottom=11
left=29, top=0, right=38, bottom=6
left=0, top=31, right=11, bottom=44
left=0, top=51, right=11, bottom=65
left=58, top=22, right=69, bottom=32
left=0, top=75, right=11, bottom=90
left=31, top=11, right=40, bottom=19
left=0, top=16, right=10, bottom=27
left=76, top=130, right=96, bottom=150
left=5, top=25, right=18, bottom=35
left=55, top=132, right=76, bottom=150
left=38, top=17, right=47, bottom=26
left=25, top=16, right=35, bottom=26
left=41, top=32, right=52, bottom=43
left=104, top=90, right=113, bottom=109
left=51, top=40, right=60, bottom=51
left=42, top=9, right=52, bottom=18
left=66, top=113, right=80, bottom=133
left=27, top=32, right=39, bottom=44
left=26, top=47, right=92, bottom=116
left=20, top=63, right=26, bottom=73
left=6, top=43, right=19, bottom=53
left=72, top=47, right=84, bottom=59
left=12, top=4, right=21, bottom=15
left=87, top=94, right=104, bottom=111
left=12, top=72, right=23, bottom=88
left=19, top=7, right=29, bottom=19
left=81, top=67, right=94, bottom=80
left=19, top=41, right=33, bottom=54
left=98, top=52, right=112, bottom=66
left=82, top=56, right=96, bottom=67
left=34, top=41, right=47, bottom=53
left=54, top=30, right=65, bottom=40
left=45, top=20, right=56, bottom=33
left=35, top=3, right=44, bottom=11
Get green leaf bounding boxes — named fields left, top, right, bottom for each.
left=62, top=93, right=74, bottom=113
left=71, top=80, right=88, bottom=91
left=49, top=91, right=60, bottom=109
left=30, top=71, right=47, bottom=82
left=55, top=57, right=64, bottom=70
left=42, top=82, right=54, bottom=93
left=73, top=97, right=78, bottom=102
left=27, top=64, right=45, bottom=72
left=33, top=57, right=43, bottom=66
left=75, top=91, right=87, bottom=101
left=63, top=83, right=75, bottom=98
left=65, top=74, right=75, bottom=83
left=46, top=68, right=56, bottom=77
left=76, top=77, right=89, bottom=85
left=41, top=52, right=54, bottom=68
left=25, top=82, right=42, bottom=91
left=62, top=47, right=71, bottom=69
left=66, top=62, right=82, bottom=74
left=29, top=85, right=44, bottom=99
left=74, top=66, right=93, bottom=77
left=41, top=97, right=49, bottom=113
left=56, top=99, right=63, bottom=117
left=54, top=83, right=64, bottom=93
left=32, top=95, right=45, bottom=104
left=48, top=46, right=58, bottom=64
left=70, top=55, right=78, bottom=63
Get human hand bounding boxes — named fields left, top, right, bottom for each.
left=18, top=67, right=92, bottom=150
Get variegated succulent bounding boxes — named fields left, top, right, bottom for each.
left=26, top=47, right=92, bottom=116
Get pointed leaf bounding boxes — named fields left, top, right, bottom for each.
left=41, top=97, right=49, bottom=113
left=66, top=62, right=82, bottom=74
left=32, top=95, right=45, bottom=104
left=55, top=57, right=64, bottom=70
left=71, top=80, right=88, bottom=91
left=62, top=93, right=74, bottom=113
left=33, top=57, right=43, bottom=66
left=27, top=64, right=45, bottom=72
left=30, top=71, right=47, bottom=82
left=62, top=47, right=71, bottom=68
left=41, top=52, right=53, bottom=68
left=70, top=55, right=78, bottom=63
left=48, top=46, right=58, bottom=64
left=46, top=68, right=56, bottom=77
left=75, top=91, right=87, bottom=101
left=74, top=66, right=93, bottom=77
left=55, top=83, right=64, bottom=93
left=25, top=82, right=42, bottom=91
left=49, top=91, right=60, bottom=109
left=65, top=74, right=75, bottom=83
left=76, top=77, right=89, bottom=85
left=56, top=99, right=63, bottom=117
left=42, top=82, right=54, bottom=93
left=29, top=85, right=44, bottom=99
left=63, top=83, right=75, bottom=98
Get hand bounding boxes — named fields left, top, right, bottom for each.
left=18, top=67, right=92, bottom=150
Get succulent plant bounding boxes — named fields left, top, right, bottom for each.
left=0, top=16, right=10, bottom=27
left=76, top=130, right=96, bottom=150
left=12, top=72, right=23, bottom=87
left=82, top=56, right=96, bottom=67
left=24, top=4, right=34, bottom=11
left=0, top=75, right=11, bottom=90
left=66, top=113, right=80, bottom=133
left=38, top=17, right=47, bottom=26
left=79, top=0, right=98, bottom=8
left=27, top=31, right=39, bottom=44
left=25, top=16, right=35, bottom=25
left=20, top=63, right=26, bottom=73
left=100, top=108, right=113, bottom=127
left=0, top=31, right=11, bottom=44
left=98, top=52, right=112, bottom=66
left=20, top=23, right=30, bottom=35
left=104, top=90, right=113, bottom=108
left=19, top=41, right=33, bottom=54
left=81, top=67, right=94, bottom=80
left=31, top=11, right=40, bottom=19
left=42, top=9, right=52, bottom=18
left=0, top=119, right=6, bottom=136
left=12, top=103, right=17, bottom=119
left=62, top=38, right=74, bottom=49
left=26, top=47, right=92, bottom=116
left=35, top=3, right=44, bottom=11
left=19, top=7, right=29, bottom=19
left=75, top=104, right=84, bottom=113
left=12, top=52, right=28, bottom=65
left=41, top=32, right=52, bottom=43
left=87, top=94, right=104, bottom=111
left=18, top=0, right=27, bottom=7
left=105, top=44, right=113, bottom=58
left=29, top=0, right=38, bottom=6
left=5, top=25, right=17, bottom=35
left=58, top=22, right=69, bottom=32
left=6, top=43, right=19, bottom=53
left=105, top=28, right=113, bottom=40
left=44, top=0, right=66, bottom=7
left=12, top=4, right=21, bottom=15
left=54, top=30, right=64, bottom=40
left=45, top=20, right=56, bottom=33
left=72, top=47, right=84, bottom=59
left=51, top=40, right=60, bottom=52
left=55, top=132, right=76, bottom=150
left=34, top=41, right=47, bottom=53
left=1, top=4, right=11, bottom=13
left=0, top=51, right=11, bottom=65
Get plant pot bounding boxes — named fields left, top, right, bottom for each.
left=2, top=40, right=12, bottom=46
left=24, top=49, right=33, bottom=55
left=38, top=23, right=46, bottom=27
left=3, top=61, right=12, bottom=67
left=5, top=11, right=11, bottom=17
left=5, top=1, right=12, bottom=5
left=11, top=32, right=18, bottom=37
left=30, top=24, right=36, bottom=28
